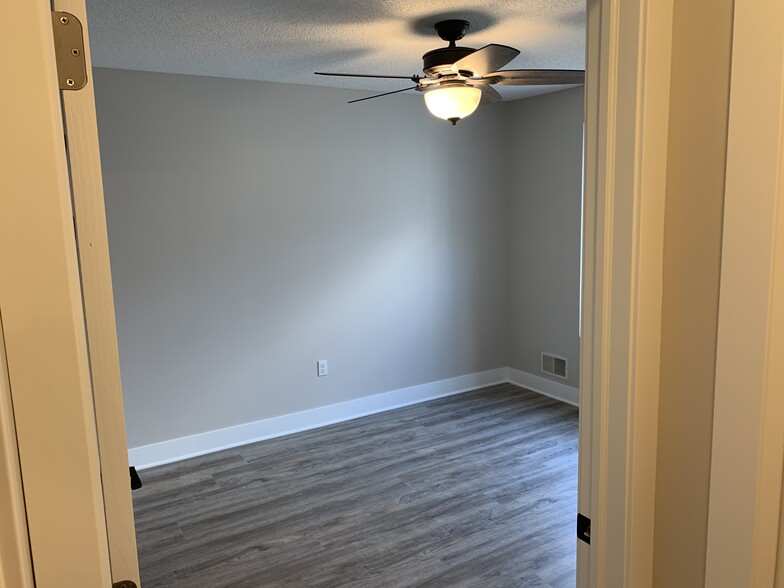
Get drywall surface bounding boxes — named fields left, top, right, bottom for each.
left=507, top=87, right=584, bottom=389
left=93, top=68, right=510, bottom=448
left=652, top=0, right=733, bottom=585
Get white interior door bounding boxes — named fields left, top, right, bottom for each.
left=1, top=0, right=139, bottom=585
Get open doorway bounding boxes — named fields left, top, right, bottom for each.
left=83, top=2, right=587, bottom=586
left=92, top=80, right=586, bottom=588
left=10, top=0, right=784, bottom=586
left=78, top=2, right=584, bottom=581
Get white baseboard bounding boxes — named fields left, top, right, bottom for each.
left=506, top=367, right=580, bottom=407
left=129, top=368, right=508, bottom=469
left=129, top=367, right=580, bottom=469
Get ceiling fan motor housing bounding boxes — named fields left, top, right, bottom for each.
left=422, top=46, right=475, bottom=77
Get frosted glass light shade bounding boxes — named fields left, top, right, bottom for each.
left=424, top=85, right=482, bottom=124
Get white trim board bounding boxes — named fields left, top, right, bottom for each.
left=128, top=367, right=579, bottom=469
left=130, top=369, right=505, bottom=469
left=506, top=368, right=580, bottom=407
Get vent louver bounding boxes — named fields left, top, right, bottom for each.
left=542, top=352, right=568, bottom=379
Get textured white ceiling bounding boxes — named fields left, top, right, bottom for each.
left=86, top=0, right=585, bottom=101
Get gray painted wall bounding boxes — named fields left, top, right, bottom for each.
left=93, top=69, right=584, bottom=449
left=507, top=87, right=585, bottom=389
left=93, top=68, right=512, bottom=448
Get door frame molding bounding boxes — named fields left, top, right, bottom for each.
left=53, top=0, right=141, bottom=582
left=583, top=0, right=784, bottom=586
left=580, top=0, right=674, bottom=585
left=704, top=1, right=784, bottom=585
left=0, top=0, right=113, bottom=584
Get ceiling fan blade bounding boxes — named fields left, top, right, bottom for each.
left=485, top=69, right=586, bottom=86
left=470, top=83, right=502, bottom=104
left=316, top=72, right=422, bottom=82
left=451, top=44, right=520, bottom=77
left=347, top=86, right=419, bottom=104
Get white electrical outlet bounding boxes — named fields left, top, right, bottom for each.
left=317, top=360, right=328, bottom=377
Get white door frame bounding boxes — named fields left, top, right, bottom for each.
left=0, top=0, right=139, bottom=586
left=582, top=0, right=784, bottom=586
left=704, top=1, right=784, bottom=586
left=1, top=0, right=115, bottom=585
left=53, top=0, right=141, bottom=583
left=580, top=0, right=674, bottom=585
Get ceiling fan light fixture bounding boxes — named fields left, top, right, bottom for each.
left=423, top=85, right=482, bottom=124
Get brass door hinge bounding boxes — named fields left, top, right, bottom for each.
left=51, top=11, right=87, bottom=90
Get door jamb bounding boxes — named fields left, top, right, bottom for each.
left=0, top=0, right=114, bottom=584
left=704, top=1, right=784, bottom=585
left=580, top=0, right=674, bottom=585
left=53, top=0, right=141, bottom=583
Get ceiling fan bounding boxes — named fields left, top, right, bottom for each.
left=315, top=19, right=585, bottom=125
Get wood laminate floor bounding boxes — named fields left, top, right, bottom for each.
left=133, top=384, right=578, bottom=588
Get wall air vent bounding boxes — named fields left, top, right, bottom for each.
left=541, top=352, right=568, bottom=380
